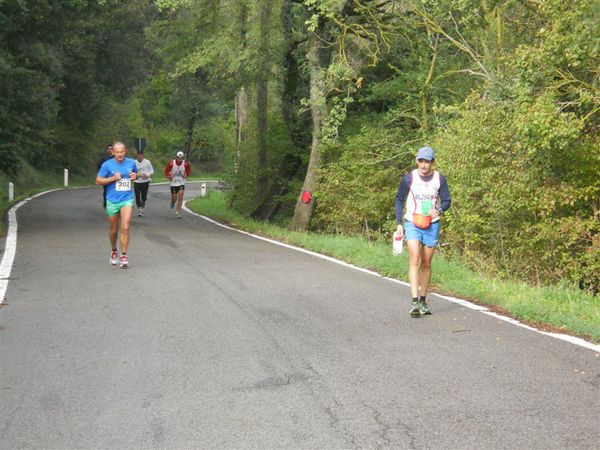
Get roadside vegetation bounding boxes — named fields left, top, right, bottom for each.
left=189, top=191, right=600, bottom=344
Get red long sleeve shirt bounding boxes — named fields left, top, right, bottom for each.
left=164, top=160, right=191, bottom=178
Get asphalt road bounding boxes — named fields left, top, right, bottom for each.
left=1, top=184, right=599, bottom=449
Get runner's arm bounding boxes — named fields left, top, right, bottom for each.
left=395, top=173, right=412, bottom=238
left=129, top=162, right=138, bottom=180
left=437, top=174, right=451, bottom=214
left=96, top=164, right=119, bottom=186
left=395, top=173, right=411, bottom=225
left=96, top=173, right=120, bottom=186
left=164, top=161, right=173, bottom=179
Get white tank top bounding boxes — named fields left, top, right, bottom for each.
left=170, top=160, right=186, bottom=187
left=404, top=169, right=441, bottom=223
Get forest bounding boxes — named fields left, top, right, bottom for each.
left=1, top=0, right=598, bottom=293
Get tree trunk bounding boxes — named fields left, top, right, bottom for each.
left=256, top=0, right=272, bottom=203
left=291, top=23, right=326, bottom=231
left=249, top=0, right=306, bottom=221
left=184, top=113, right=195, bottom=157
left=281, top=0, right=298, bottom=141
left=234, top=86, right=248, bottom=169
left=234, top=2, right=249, bottom=172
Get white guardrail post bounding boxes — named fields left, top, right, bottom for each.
left=200, top=182, right=207, bottom=197
left=64, top=168, right=69, bottom=187
left=8, top=182, right=14, bottom=201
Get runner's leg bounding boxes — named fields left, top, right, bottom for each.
left=406, top=239, right=422, bottom=298
left=108, top=215, right=119, bottom=250
left=418, top=245, right=436, bottom=297
left=176, top=188, right=184, bottom=212
left=134, top=183, right=142, bottom=208
left=119, top=206, right=133, bottom=253
left=141, top=182, right=149, bottom=207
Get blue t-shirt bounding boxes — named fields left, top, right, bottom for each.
left=98, top=158, right=138, bottom=203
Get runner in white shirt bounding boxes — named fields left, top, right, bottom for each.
left=395, top=146, right=451, bottom=316
left=134, top=150, right=154, bottom=217
left=164, top=151, right=191, bottom=218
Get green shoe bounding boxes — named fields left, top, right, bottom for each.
left=409, top=300, right=421, bottom=316
left=419, top=300, right=432, bottom=315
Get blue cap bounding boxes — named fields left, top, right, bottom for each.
left=416, top=146, right=435, bottom=161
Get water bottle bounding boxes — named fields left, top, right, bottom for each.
left=392, top=231, right=403, bottom=254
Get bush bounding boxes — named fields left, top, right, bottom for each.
left=433, top=93, right=599, bottom=292
left=315, top=121, right=416, bottom=237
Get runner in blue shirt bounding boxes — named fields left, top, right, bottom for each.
left=96, top=141, right=138, bottom=268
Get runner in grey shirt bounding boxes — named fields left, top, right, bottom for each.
left=134, top=150, right=154, bottom=217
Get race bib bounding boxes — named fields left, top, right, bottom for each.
left=172, top=175, right=183, bottom=184
left=116, top=179, right=131, bottom=191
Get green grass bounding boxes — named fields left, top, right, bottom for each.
left=188, top=191, right=600, bottom=344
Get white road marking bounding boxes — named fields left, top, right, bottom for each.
left=183, top=201, right=600, bottom=353
left=1, top=190, right=60, bottom=304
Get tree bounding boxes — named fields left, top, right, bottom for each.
left=291, top=16, right=328, bottom=231
left=0, top=0, right=155, bottom=175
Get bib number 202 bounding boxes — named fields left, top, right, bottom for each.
left=116, top=179, right=131, bottom=191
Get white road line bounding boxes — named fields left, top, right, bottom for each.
left=183, top=202, right=600, bottom=353
left=1, top=190, right=60, bottom=304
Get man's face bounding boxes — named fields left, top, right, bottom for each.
left=113, top=144, right=127, bottom=162
left=417, top=158, right=434, bottom=176
left=136, top=153, right=144, bottom=162
left=106, top=146, right=113, bottom=155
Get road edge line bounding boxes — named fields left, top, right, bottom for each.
left=1, top=190, right=61, bottom=304
left=183, top=202, right=600, bottom=354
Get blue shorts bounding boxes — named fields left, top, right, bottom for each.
left=404, top=220, right=440, bottom=247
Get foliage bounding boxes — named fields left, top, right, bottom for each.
left=433, top=93, right=599, bottom=292
left=0, top=0, right=156, bottom=176
left=316, top=117, right=415, bottom=235
left=309, top=0, right=599, bottom=293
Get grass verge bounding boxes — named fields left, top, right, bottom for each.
left=188, top=191, right=600, bottom=344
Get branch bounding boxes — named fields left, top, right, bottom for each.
left=412, top=7, right=491, bottom=81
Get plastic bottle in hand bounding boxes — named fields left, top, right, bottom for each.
left=392, top=231, right=403, bottom=254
